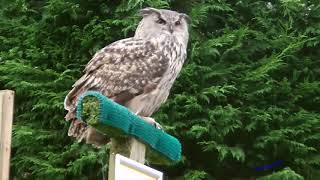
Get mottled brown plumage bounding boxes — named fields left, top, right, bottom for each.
left=64, top=7, right=190, bottom=146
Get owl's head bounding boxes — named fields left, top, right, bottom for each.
left=135, top=7, right=190, bottom=45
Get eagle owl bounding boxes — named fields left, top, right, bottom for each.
left=64, top=7, right=190, bottom=145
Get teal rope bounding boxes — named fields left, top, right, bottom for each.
left=76, top=91, right=181, bottom=162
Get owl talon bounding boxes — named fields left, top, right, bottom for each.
left=141, top=116, right=162, bottom=130
left=154, top=122, right=163, bottom=130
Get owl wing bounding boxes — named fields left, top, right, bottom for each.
left=64, top=37, right=169, bottom=118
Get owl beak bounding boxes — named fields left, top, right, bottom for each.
left=168, top=25, right=174, bottom=34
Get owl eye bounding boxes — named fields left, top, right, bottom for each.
left=175, top=21, right=181, bottom=26
left=156, top=18, right=166, bottom=25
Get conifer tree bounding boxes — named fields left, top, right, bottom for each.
left=0, top=0, right=319, bottom=179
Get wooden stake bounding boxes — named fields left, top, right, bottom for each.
left=129, top=138, right=146, bottom=164
left=107, top=137, right=146, bottom=180
left=107, top=137, right=130, bottom=180
left=0, top=90, right=14, bottom=180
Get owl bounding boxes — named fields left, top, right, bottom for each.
left=64, top=7, right=190, bottom=146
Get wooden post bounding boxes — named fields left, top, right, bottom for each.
left=107, top=137, right=146, bottom=180
left=129, top=138, right=146, bottom=163
left=0, top=90, right=14, bottom=180
left=108, top=138, right=130, bottom=180
left=106, top=115, right=150, bottom=180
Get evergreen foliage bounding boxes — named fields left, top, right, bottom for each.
left=0, top=0, right=319, bottom=179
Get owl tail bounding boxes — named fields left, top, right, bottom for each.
left=65, top=108, right=84, bottom=139
left=67, top=117, right=109, bottom=147
left=68, top=119, right=88, bottom=139
left=64, top=83, right=109, bottom=147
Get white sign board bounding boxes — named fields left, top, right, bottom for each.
left=115, top=154, right=163, bottom=180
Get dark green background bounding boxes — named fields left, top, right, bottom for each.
left=0, top=0, right=319, bottom=179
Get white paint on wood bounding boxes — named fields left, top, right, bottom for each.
left=0, top=90, right=14, bottom=180
left=108, top=151, right=116, bottom=180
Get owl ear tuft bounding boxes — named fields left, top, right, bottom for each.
left=139, top=7, right=161, bottom=17
left=180, top=13, right=191, bottom=24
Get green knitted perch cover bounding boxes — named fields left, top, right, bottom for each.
left=76, top=91, right=181, bottom=162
